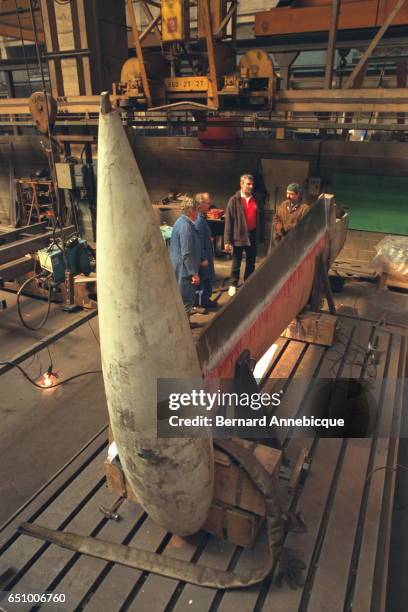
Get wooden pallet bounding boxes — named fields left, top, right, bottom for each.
left=330, top=259, right=378, bottom=280
left=0, top=315, right=406, bottom=612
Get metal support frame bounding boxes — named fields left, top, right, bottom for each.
left=62, top=270, right=77, bottom=312
left=342, top=60, right=368, bottom=136
left=324, top=0, right=341, bottom=89
left=0, top=226, right=75, bottom=266
left=0, top=87, right=407, bottom=122
left=1, top=116, right=407, bottom=131
left=214, top=0, right=238, bottom=39
left=201, top=0, right=220, bottom=108
left=140, top=12, right=161, bottom=43
left=140, top=1, right=161, bottom=43
left=273, top=51, right=299, bottom=90
left=0, top=222, right=48, bottom=245
left=126, top=0, right=152, bottom=107
left=345, top=0, right=408, bottom=88
left=0, top=256, right=34, bottom=283
left=43, top=49, right=92, bottom=60
left=311, top=253, right=336, bottom=315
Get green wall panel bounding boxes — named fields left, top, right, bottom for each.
left=333, top=173, right=408, bottom=235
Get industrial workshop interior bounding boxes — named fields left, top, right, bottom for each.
left=1, top=0, right=408, bottom=610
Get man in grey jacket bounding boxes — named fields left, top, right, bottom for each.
left=224, top=174, right=258, bottom=297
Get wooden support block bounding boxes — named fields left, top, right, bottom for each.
left=104, top=460, right=126, bottom=497
left=104, top=460, right=139, bottom=503
left=204, top=502, right=264, bottom=548
left=213, top=440, right=281, bottom=517
left=282, top=312, right=337, bottom=347
left=104, top=439, right=281, bottom=547
left=105, top=459, right=264, bottom=547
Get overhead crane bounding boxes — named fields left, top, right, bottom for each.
left=0, top=0, right=406, bottom=131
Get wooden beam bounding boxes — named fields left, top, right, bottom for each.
left=0, top=19, right=44, bottom=41
left=255, top=2, right=378, bottom=36
left=126, top=0, right=152, bottom=107
left=255, top=0, right=408, bottom=37
left=324, top=0, right=341, bottom=89
left=345, top=0, right=408, bottom=88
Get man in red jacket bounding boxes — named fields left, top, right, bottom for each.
left=224, top=174, right=258, bottom=297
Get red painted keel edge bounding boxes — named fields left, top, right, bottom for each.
left=203, top=235, right=326, bottom=380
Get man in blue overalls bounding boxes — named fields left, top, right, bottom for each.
left=170, top=198, right=203, bottom=315
left=195, top=192, right=217, bottom=310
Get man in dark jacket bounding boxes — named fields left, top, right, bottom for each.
left=195, top=192, right=217, bottom=309
left=224, top=174, right=258, bottom=297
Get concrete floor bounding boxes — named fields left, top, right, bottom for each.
left=0, top=246, right=407, bottom=609
left=0, top=290, right=107, bottom=525
left=0, top=256, right=235, bottom=526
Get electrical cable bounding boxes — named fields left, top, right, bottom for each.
left=366, top=463, right=408, bottom=484
left=46, top=369, right=102, bottom=387
left=67, top=190, right=80, bottom=234
left=16, top=274, right=53, bottom=331
left=0, top=359, right=101, bottom=389
left=46, top=345, right=53, bottom=370
left=324, top=313, right=389, bottom=379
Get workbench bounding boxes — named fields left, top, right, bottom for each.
left=0, top=314, right=406, bottom=612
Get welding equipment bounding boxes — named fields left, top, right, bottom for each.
left=37, top=236, right=93, bottom=284
left=17, top=235, right=94, bottom=330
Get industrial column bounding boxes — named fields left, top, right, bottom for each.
left=39, top=0, right=128, bottom=96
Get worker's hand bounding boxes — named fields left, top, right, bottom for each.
left=224, top=243, right=233, bottom=254
left=201, top=260, right=209, bottom=268
left=191, top=274, right=200, bottom=285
